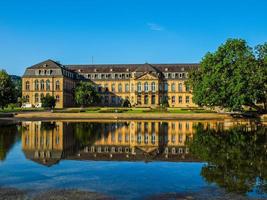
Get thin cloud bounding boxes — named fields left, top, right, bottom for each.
left=147, top=23, right=164, bottom=31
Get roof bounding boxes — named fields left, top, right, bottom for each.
left=66, top=63, right=199, bottom=73
left=27, top=59, right=62, bottom=69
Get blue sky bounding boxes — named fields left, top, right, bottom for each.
left=0, top=0, right=266, bottom=75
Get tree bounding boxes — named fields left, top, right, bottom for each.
left=10, top=75, right=22, bottom=104
left=41, top=94, right=56, bottom=109
left=0, top=70, right=16, bottom=109
left=74, top=82, right=100, bottom=107
left=121, top=98, right=131, bottom=107
left=188, top=39, right=267, bottom=113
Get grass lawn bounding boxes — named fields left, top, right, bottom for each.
left=0, top=106, right=215, bottom=114
left=0, top=107, right=44, bottom=113
left=54, top=107, right=215, bottom=114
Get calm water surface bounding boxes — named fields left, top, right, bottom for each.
left=0, top=119, right=266, bottom=199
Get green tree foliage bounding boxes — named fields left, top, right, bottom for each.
left=10, top=75, right=22, bottom=103
left=41, top=94, right=56, bottom=109
left=121, top=98, right=131, bottom=107
left=188, top=39, right=267, bottom=113
left=188, top=123, right=267, bottom=195
left=74, top=82, right=100, bottom=107
left=0, top=70, right=16, bottom=109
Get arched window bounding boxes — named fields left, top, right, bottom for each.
left=111, top=83, right=115, bottom=92
left=25, top=95, right=29, bottom=103
left=40, top=80, right=44, bottom=90
left=137, top=82, right=142, bottom=92
left=151, top=82, right=156, bottom=92
left=144, top=82, right=149, bottom=92
left=25, top=81, right=30, bottom=91
left=118, top=83, right=122, bottom=92
left=46, top=80, right=50, bottom=91
left=178, top=83, right=183, bottom=92
left=56, top=95, right=60, bottom=102
left=34, top=80, right=39, bottom=90
left=125, top=83, right=129, bottom=92
left=56, top=80, right=60, bottom=90
left=171, top=83, right=175, bottom=92
left=35, top=93, right=39, bottom=103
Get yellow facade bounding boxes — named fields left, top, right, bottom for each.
left=22, top=60, right=198, bottom=108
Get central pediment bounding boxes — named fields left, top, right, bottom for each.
left=135, top=72, right=158, bottom=80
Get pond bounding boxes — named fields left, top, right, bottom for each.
left=0, top=119, right=266, bottom=200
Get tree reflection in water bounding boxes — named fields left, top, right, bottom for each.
left=0, top=124, right=18, bottom=161
left=188, top=123, right=267, bottom=195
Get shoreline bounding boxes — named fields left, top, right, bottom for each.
left=12, top=111, right=232, bottom=121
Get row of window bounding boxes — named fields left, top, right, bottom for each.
left=82, top=72, right=188, bottom=80
left=98, top=95, right=190, bottom=105
left=24, top=94, right=60, bottom=103
left=25, top=80, right=60, bottom=91
left=97, top=82, right=190, bottom=93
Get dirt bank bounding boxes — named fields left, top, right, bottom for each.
left=14, top=111, right=231, bottom=121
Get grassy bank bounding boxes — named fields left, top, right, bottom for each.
left=0, top=107, right=44, bottom=113
left=53, top=107, right=216, bottom=114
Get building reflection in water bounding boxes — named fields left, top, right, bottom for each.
left=21, top=119, right=263, bottom=166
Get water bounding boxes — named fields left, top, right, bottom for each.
left=0, top=119, right=266, bottom=199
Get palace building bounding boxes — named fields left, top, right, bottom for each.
left=22, top=59, right=199, bottom=108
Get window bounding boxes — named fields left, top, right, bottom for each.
left=104, top=84, right=109, bottom=92
left=144, top=95, right=149, bottom=104
left=56, top=95, right=60, bottom=102
left=56, top=80, right=60, bottom=90
left=178, top=83, right=183, bottom=92
left=179, top=96, right=182, bottom=103
left=164, top=83, right=168, bottom=91
left=179, top=73, right=182, bottom=78
left=118, top=83, right=122, bottom=92
left=186, top=96, right=190, bottom=103
left=172, top=73, right=175, bottom=78
left=98, top=85, right=102, bottom=92
left=151, top=95, right=156, bottom=104
left=137, top=82, right=142, bottom=92
left=46, top=80, right=50, bottom=91
left=35, top=93, right=39, bottom=103
left=125, top=83, right=129, bottom=92
left=40, top=80, right=44, bottom=90
left=172, top=123, right=176, bottom=130
left=186, top=122, right=190, bottom=130
left=40, top=93, right=44, bottom=100
left=151, top=82, right=156, bottom=92
left=144, top=82, right=149, bottom=92
left=179, top=122, right=182, bottom=130
left=25, top=95, right=29, bottom=103
left=34, top=80, right=39, bottom=90
left=111, top=96, right=116, bottom=104
left=111, top=83, right=115, bottom=92
left=186, top=84, right=190, bottom=92
left=104, top=96, right=109, bottom=104
left=172, top=96, right=175, bottom=103
left=171, top=83, right=175, bottom=92
left=25, top=81, right=30, bottom=91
